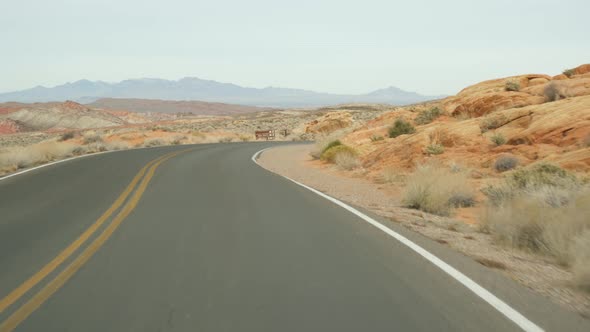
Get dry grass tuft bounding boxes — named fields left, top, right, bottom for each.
left=321, top=145, right=357, bottom=163
left=379, top=167, right=406, bottom=184
left=82, top=131, right=103, bottom=144
left=475, top=258, right=507, bottom=270
left=414, top=107, right=443, bottom=125
left=425, top=144, right=444, bottom=155
left=370, top=135, right=384, bottom=142
left=480, top=114, right=508, bottom=133
left=0, top=142, right=76, bottom=172
left=334, top=151, right=360, bottom=170
left=428, top=128, right=458, bottom=147
left=144, top=138, right=165, bottom=147
left=402, top=163, right=475, bottom=216
left=483, top=162, right=590, bottom=287
left=544, top=82, right=563, bottom=102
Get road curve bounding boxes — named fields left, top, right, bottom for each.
left=0, top=142, right=587, bottom=331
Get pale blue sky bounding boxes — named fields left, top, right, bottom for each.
left=1, top=0, right=588, bottom=95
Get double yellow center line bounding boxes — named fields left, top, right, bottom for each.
left=0, top=148, right=190, bottom=332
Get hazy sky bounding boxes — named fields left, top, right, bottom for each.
left=1, top=0, right=588, bottom=95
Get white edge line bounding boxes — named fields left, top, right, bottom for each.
left=252, top=147, right=543, bottom=332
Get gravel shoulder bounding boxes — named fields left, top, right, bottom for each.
left=257, top=144, right=590, bottom=318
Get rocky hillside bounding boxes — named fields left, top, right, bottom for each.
left=88, top=98, right=274, bottom=115
left=333, top=64, right=590, bottom=173
left=0, top=101, right=148, bottom=133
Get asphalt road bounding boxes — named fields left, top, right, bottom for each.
left=0, top=143, right=588, bottom=331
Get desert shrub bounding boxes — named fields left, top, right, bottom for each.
left=169, top=135, right=186, bottom=145
left=428, top=128, right=457, bottom=147
left=483, top=161, right=590, bottom=283
left=322, top=140, right=342, bottom=153
left=494, top=155, right=518, bottom=172
left=402, top=163, right=475, bottom=216
left=0, top=142, right=76, bottom=171
left=370, top=135, right=384, bottom=142
left=425, top=144, right=444, bottom=155
left=479, top=114, right=507, bottom=133
left=144, top=138, right=165, bottom=147
left=238, top=134, right=251, bottom=142
left=71, top=146, right=87, bottom=155
left=334, top=151, right=360, bottom=170
left=483, top=185, right=590, bottom=267
left=448, top=162, right=463, bottom=174
left=59, top=131, right=75, bottom=141
left=505, top=81, right=520, bottom=92
left=509, top=163, right=577, bottom=189
left=86, top=142, right=108, bottom=152
left=563, top=68, right=575, bottom=78
left=490, top=132, right=506, bottom=146
left=414, top=107, right=443, bottom=125
left=544, top=82, right=562, bottom=102
left=82, top=132, right=103, bottom=144
left=218, top=137, right=233, bottom=143
left=320, top=145, right=357, bottom=163
left=388, top=118, right=416, bottom=138
left=310, top=137, right=342, bottom=159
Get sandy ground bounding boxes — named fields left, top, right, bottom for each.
left=258, top=144, right=590, bottom=318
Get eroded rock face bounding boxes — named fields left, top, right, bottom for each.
left=0, top=119, right=27, bottom=134
left=341, top=64, right=590, bottom=173
left=442, top=67, right=590, bottom=118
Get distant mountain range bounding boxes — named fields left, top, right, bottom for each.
left=0, top=78, right=444, bottom=108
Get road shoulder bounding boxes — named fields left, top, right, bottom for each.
left=257, top=144, right=590, bottom=328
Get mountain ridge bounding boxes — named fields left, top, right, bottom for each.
left=0, top=77, right=445, bottom=108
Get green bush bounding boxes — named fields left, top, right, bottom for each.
left=563, top=68, right=575, bottom=78
left=505, top=81, right=520, bottom=92
left=320, top=145, right=357, bottom=163
left=321, top=140, right=342, bottom=154
left=425, top=144, right=444, bottom=155
left=414, top=107, right=443, bottom=125
left=490, top=133, right=507, bottom=146
left=388, top=118, right=416, bottom=138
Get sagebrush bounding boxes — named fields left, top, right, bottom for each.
left=505, top=81, right=520, bottom=92
left=482, top=162, right=590, bottom=288
left=403, top=163, right=475, bottom=216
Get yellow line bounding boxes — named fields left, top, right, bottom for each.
left=0, top=151, right=175, bottom=314
left=0, top=150, right=189, bottom=332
